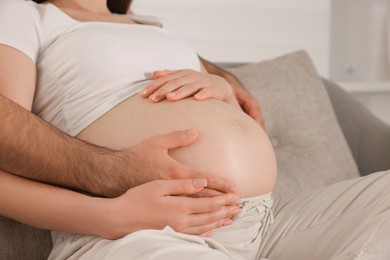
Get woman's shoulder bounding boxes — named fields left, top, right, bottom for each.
left=0, top=0, right=42, bottom=24
left=0, top=0, right=25, bottom=10
left=0, top=0, right=45, bottom=62
left=0, top=0, right=63, bottom=23
left=0, top=0, right=41, bottom=29
left=0, top=0, right=36, bottom=12
left=0, top=0, right=73, bottom=40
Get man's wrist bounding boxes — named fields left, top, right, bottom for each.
left=198, top=57, right=240, bottom=87
left=74, top=147, right=138, bottom=198
left=0, top=95, right=136, bottom=197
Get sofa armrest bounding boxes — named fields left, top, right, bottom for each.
left=322, top=78, right=390, bottom=175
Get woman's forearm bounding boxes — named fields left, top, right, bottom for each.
left=0, top=169, right=107, bottom=237
left=0, top=169, right=241, bottom=240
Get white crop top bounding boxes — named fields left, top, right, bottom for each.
left=0, top=0, right=200, bottom=136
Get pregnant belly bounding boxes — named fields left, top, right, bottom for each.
left=77, top=95, right=277, bottom=197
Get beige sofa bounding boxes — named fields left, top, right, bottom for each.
left=1, top=51, right=389, bottom=259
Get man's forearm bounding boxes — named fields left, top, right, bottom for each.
left=198, top=56, right=242, bottom=83
left=0, top=95, right=134, bottom=197
left=199, top=56, right=230, bottom=78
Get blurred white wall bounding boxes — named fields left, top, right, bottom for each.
left=330, top=0, right=390, bottom=81
left=330, top=0, right=390, bottom=125
left=132, top=0, right=390, bottom=125
left=132, top=0, right=331, bottom=77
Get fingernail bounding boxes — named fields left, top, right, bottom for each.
left=192, top=179, right=207, bottom=189
left=166, top=92, right=176, bottom=98
left=149, top=94, right=158, bottom=101
left=194, top=93, right=202, bottom=99
left=231, top=195, right=241, bottom=205
left=232, top=207, right=242, bottom=215
left=222, top=218, right=233, bottom=226
left=229, top=186, right=237, bottom=194
left=203, top=231, right=213, bottom=237
left=139, top=89, right=148, bottom=96
left=185, top=129, right=197, bottom=136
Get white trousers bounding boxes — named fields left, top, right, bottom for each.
left=49, top=193, right=274, bottom=260
left=49, top=170, right=390, bottom=260
left=259, top=170, right=390, bottom=259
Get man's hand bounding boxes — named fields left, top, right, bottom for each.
left=99, top=179, right=241, bottom=239
left=199, top=57, right=265, bottom=128
left=225, top=73, right=264, bottom=128
left=116, top=129, right=237, bottom=197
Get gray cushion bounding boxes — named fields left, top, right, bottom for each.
left=0, top=215, right=51, bottom=260
left=228, top=51, right=360, bottom=199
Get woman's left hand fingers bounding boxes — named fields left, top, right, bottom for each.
left=140, top=70, right=196, bottom=101
left=139, top=69, right=234, bottom=104
left=149, top=77, right=197, bottom=102
left=194, top=87, right=219, bottom=101
left=151, top=73, right=206, bottom=102
left=166, top=81, right=205, bottom=101
left=139, top=70, right=183, bottom=98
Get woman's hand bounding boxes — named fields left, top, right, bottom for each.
left=139, top=69, right=239, bottom=106
left=98, top=179, right=242, bottom=240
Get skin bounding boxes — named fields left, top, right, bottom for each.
left=141, top=69, right=240, bottom=107
left=0, top=0, right=264, bottom=238
left=0, top=25, right=235, bottom=198
left=0, top=91, right=242, bottom=238
left=0, top=169, right=240, bottom=239
left=77, top=93, right=276, bottom=197
left=0, top=14, right=238, bottom=237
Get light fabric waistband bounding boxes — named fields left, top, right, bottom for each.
left=235, top=192, right=274, bottom=221
left=240, top=191, right=273, bottom=204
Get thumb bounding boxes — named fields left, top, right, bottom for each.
left=154, top=129, right=198, bottom=150
left=158, top=179, right=207, bottom=196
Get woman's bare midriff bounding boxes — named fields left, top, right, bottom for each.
left=77, top=95, right=277, bottom=197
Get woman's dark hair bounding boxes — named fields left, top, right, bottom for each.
left=107, top=0, right=132, bottom=14
left=31, top=0, right=133, bottom=14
